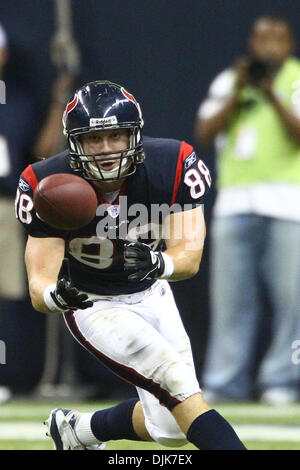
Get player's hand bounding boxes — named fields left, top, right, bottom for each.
left=50, top=258, right=94, bottom=311
left=124, top=242, right=165, bottom=282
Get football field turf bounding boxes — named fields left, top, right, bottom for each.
left=1, top=399, right=300, bottom=450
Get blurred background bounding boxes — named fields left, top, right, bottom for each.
left=0, top=0, right=300, bottom=412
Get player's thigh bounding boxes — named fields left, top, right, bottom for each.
left=0, top=197, right=26, bottom=299
left=63, top=305, right=199, bottom=409
left=146, top=281, right=196, bottom=369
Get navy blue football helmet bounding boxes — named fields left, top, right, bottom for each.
left=62, top=80, right=145, bottom=181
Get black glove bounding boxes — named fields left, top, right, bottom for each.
left=50, top=258, right=94, bottom=311
left=124, top=242, right=165, bottom=282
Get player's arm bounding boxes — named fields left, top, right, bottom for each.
left=124, top=143, right=211, bottom=283
left=163, top=204, right=206, bottom=280
left=25, top=235, right=93, bottom=314
left=25, top=236, right=65, bottom=313
left=17, top=166, right=93, bottom=314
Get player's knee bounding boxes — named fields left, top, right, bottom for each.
left=162, top=362, right=200, bottom=404
left=164, top=362, right=186, bottom=391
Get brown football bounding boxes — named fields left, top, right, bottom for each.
left=34, top=173, right=98, bottom=230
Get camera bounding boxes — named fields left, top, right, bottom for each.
left=247, top=57, right=279, bottom=84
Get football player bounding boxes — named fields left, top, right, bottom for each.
left=16, top=81, right=246, bottom=450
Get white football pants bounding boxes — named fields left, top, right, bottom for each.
left=63, top=280, right=200, bottom=447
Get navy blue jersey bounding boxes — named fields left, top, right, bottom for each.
left=16, top=136, right=211, bottom=295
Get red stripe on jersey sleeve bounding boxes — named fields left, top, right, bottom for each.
left=22, top=165, right=39, bottom=191
left=171, top=141, right=194, bottom=205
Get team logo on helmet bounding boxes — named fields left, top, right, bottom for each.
left=65, top=95, right=78, bottom=116
left=62, top=95, right=79, bottom=132
left=121, top=87, right=137, bottom=104
left=121, top=87, right=143, bottom=123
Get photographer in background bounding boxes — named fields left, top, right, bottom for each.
left=195, top=16, right=300, bottom=404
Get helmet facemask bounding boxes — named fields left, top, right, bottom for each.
left=69, top=125, right=144, bottom=182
